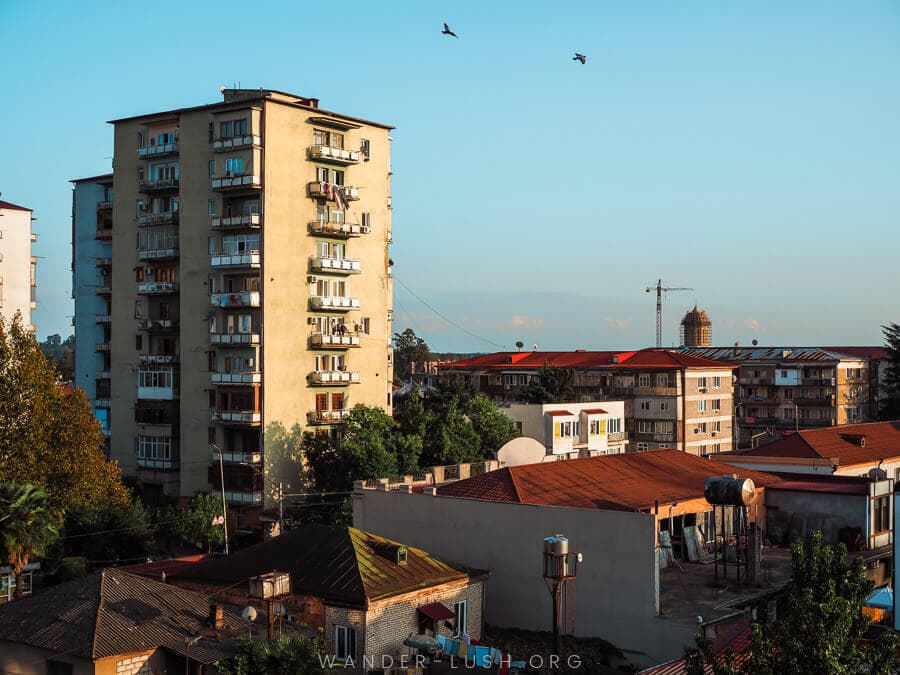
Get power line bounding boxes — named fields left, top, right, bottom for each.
left=394, top=276, right=509, bottom=350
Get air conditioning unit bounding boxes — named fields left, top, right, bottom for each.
left=306, top=275, right=318, bottom=284
left=699, top=387, right=708, bottom=393
left=711, top=432, right=718, bottom=437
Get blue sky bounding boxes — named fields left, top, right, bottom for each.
left=2, top=0, right=898, bottom=351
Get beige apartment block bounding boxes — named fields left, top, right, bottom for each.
left=0, top=199, right=37, bottom=331
left=104, top=89, right=393, bottom=526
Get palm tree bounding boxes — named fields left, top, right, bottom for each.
left=0, top=482, right=60, bottom=599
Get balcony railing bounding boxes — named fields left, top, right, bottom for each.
left=95, top=228, right=113, bottom=240
left=310, top=256, right=361, bottom=274
left=212, top=175, right=261, bottom=191
left=95, top=257, right=112, bottom=267
left=212, top=410, right=261, bottom=425
left=309, top=370, right=360, bottom=385
left=212, top=135, right=261, bottom=152
left=138, top=245, right=179, bottom=261
left=138, top=318, right=177, bottom=331
left=796, top=398, right=835, bottom=407
left=140, top=354, right=177, bottom=365
left=309, top=296, right=360, bottom=311
left=96, top=370, right=111, bottom=379
left=210, top=292, right=260, bottom=308
left=307, top=145, right=360, bottom=164
left=138, top=212, right=178, bottom=227
left=307, top=410, right=350, bottom=425
left=97, top=200, right=113, bottom=211
left=223, top=490, right=263, bottom=505
left=138, top=142, right=179, bottom=159
left=607, top=431, right=629, bottom=442
left=94, top=399, right=111, bottom=409
left=138, top=281, right=178, bottom=295
left=307, top=182, right=360, bottom=201
left=211, top=372, right=262, bottom=385
left=137, top=457, right=176, bottom=470
left=212, top=450, right=262, bottom=465
left=210, top=252, right=261, bottom=269
left=95, top=286, right=112, bottom=295
left=634, top=386, right=678, bottom=396
left=211, top=214, right=261, bottom=229
left=139, top=178, right=179, bottom=194
left=307, top=220, right=370, bottom=238
left=95, top=314, right=112, bottom=324
left=95, top=342, right=110, bottom=352
left=210, top=332, right=260, bottom=346
left=309, top=332, right=361, bottom=348
left=137, top=372, right=178, bottom=400
left=802, top=377, right=834, bottom=386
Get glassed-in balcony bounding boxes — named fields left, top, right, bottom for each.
left=307, top=145, right=360, bottom=165
left=223, top=490, right=263, bottom=504
left=211, top=371, right=262, bottom=385
left=95, top=228, right=113, bottom=241
left=307, top=182, right=359, bottom=201
left=137, top=456, right=177, bottom=470
left=309, top=296, right=360, bottom=311
left=307, top=220, right=370, bottom=238
left=211, top=214, right=261, bottom=229
left=138, top=239, right=179, bottom=261
left=210, top=251, right=261, bottom=269
left=211, top=449, right=262, bottom=464
left=138, top=318, right=178, bottom=331
left=97, top=200, right=113, bottom=211
left=95, top=285, right=112, bottom=295
left=211, top=409, right=261, bottom=425
left=307, top=410, right=350, bottom=425
left=212, top=175, right=261, bottom=191
left=94, top=257, right=112, bottom=268
left=210, top=292, right=260, bottom=308
left=309, top=370, right=360, bottom=385
left=95, top=342, right=110, bottom=352
left=139, top=178, right=179, bottom=194
left=212, top=135, right=261, bottom=152
left=210, top=332, right=260, bottom=346
left=138, top=142, right=179, bottom=159
left=309, top=331, right=361, bottom=348
left=138, top=211, right=178, bottom=227
left=95, top=314, right=112, bottom=324
left=309, top=256, right=361, bottom=274
left=137, top=281, right=178, bottom=295
left=137, top=368, right=178, bottom=400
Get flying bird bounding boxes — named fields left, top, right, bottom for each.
left=442, top=21, right=459, bottom=39
left=573, top=53, right=587, bottom=64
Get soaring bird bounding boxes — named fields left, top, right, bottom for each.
left=442, top=21, right=459, bottom=38
left=573, top=53, right=587, bottom=64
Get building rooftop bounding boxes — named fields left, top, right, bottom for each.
left=441, top=349, right=734, bottom=372
left=171, top=524, right=483, bottom=606
left=436, top=449, right=780, bottom=512
left=0, top=199, right=32, bottom=212
left=70, top=173, right=114, bottom=185
left=0, top=567, right=245, bottom=660
left=682, top=346, right=868, bottom=363
left=738, top=421, right=900, bottom=468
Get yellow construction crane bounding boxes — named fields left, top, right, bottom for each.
left=646, top=279, right=693, bottom=348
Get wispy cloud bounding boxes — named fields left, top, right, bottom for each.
left=603, top=316, right=632, bottom=332
left=497, top=315, right=546, bottom=331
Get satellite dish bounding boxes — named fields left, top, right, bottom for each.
left=242, top=606, right=257, bottom=622
left=576, top=552, right=584, bottom=563
left=533, top=343, right=539, bottom=350
left=515, top=341, right=524, bottom=350
left=752, top=339, right=758, bottom=346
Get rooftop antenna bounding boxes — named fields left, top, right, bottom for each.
left=645, top=279, right=693, bottom=348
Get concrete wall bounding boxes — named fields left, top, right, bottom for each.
left=352, top=488, right=671, bottom=658
left=0, top=640, right=95, bottom=674
left=766, top=489, right=867, bottom=546
left=0, top=204, right=35, bottom=330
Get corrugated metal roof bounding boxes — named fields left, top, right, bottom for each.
left=442, top=349, right=733, bottom=371
left=438, top=449, right=780, bottom=511
left=0, top=568, right=245, bottom=659
left=681, top=346, right=868, bottom=363
left=0, top=199, right=32, bottom=212
left=172, top=525, right=482, bottom=606
left=741, top=421, right=900, bottom=467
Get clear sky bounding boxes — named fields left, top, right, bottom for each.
left=2, top=1, right=898, bottom=351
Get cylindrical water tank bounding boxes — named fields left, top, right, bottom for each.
left=543, top=535, right=569, bottom=578
left=704, top=477, right=756, bottom=506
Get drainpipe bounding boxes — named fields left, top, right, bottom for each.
left=680, top=368, right=687, bottom=452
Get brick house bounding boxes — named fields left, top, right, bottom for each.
left=169, top=524, right=487, bottom=670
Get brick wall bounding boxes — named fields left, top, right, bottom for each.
left=324, top=604, right=367, bottom=671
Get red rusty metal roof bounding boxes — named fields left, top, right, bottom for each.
left=0, top=199, right=32, bottom=212
left=639, top=618, right=751, bottom=674
left=440, top=349, right=735, bottom=372
left=740, top=421, right=900, bottom=467
left=546, top=410, right=575, bottom=416
left=437, top=449, right=779, bottom=512
left=579, top=408, right=609, bottom=415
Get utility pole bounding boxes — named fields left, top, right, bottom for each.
left=278, top=482, right=284, bottom=534
left=645, top=279, right=693, bottom=348
left=210, top=443, right=229, bottom=555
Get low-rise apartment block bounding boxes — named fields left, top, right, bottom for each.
left=501, top=400, right=628, bottom=457
left=0, top=199, right=37, bottom=331
left=440, top=349, right=735, bottom=454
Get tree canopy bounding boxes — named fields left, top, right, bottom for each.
left=393, top=328, right=431, bottom=382
left=215, top=634, right=327, bottom=675
left=521, top=366, right=576, bottom=403
left=0, top=483, right=60, bottom=598
left=175, top=493, right=226, bottom=552
left=880, top=323, right=900, bottom=420
left=0, top=314, right=128, bottom=515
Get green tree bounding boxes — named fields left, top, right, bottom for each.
left=62, top=500, right=154, bottom=563
left=465, top=395, right=520, bottom=455
left=393, top=328, right=431, bottom=382
left=521, top=366, right=575, bottom=403
left=423, top=398, right=482, bottom=466
left=216, top=634, right=327, bottom=675
left=395, top=383, right=428, bottom=438
left=880, top=323, right=900, bottom=420
left=0, top=313, right=128, bottom=515
left=176, top=493, right=226, bottom=552
left=427, top=374, right=476, bottom=412
left=0, top=483, right=60, bottom=599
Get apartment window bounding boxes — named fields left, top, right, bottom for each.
left=209, top=160, right=216, bottom=178
left=361, top=138, right=371, bottom=159
left=208, top=428, right=216, bottom=445
left=637, top=442, right=649, bottom=451
left=709, top=442, right=722, bottom=454
left=137, top=435, right=172, bottom=461
left=234, top=118, right=247, bottom=136
left=332, top=392, right=344, bottom=410
left=697, top=399, right=707, bottom=412
left=874, top=496, right=891, bottom=533
left=361, top=212, right=370, bottom=229
left=659, top=401, right=669, bottom=412
left=656, top=375, right=668, bottom=387
left=313, top=129, right=328, bottom=146
left=713, top=420, right=722, bottom=432
left=638, top=421, right=655, bottom=434
left=360, top=317, right=370, bottom=334
left=712, top=399, right=722, bottom=411
left=640, top=401, right=650, bottom=411
left=697, top=422, right=707, bottom=433
left=559, top=421, right=572, bottom=437
left=316, top=166, right=329, bottom=182
left=638, top=374, right=651, bottom=387
left=208, top=351, right=217, bottom=372
left=453, top=600, right=468, bottom=638
left=137, top=132, right=144, bottom=149
left=697, top=377, right=708, bottom=389
left=137, top=166, right=145, bottom=182
left=753, top=370, right=760, bottom=378
left=136, top=200, right=144, bottom=217
left=784, top=388, right=793, bottom=400
left=589, top=419, right=602, bottom=435
left=784, top=407, right=795, bottom=420
left=225, top=158, right=244, bottom=176
left=317, top=241, right=330, bottom=258
left=208, top=199, right=217, bottom=216
left=334, top=625, right=357, bottom=661
left=134, top=299, right=145, bottom=319
left=138, top=369, right=174, bottom=389
left=608, top=418, right=622, bottom=433
left=135, top=335, right=142, bottom=350
left=712, top=376, right=721, bottom=388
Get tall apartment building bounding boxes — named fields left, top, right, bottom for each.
left=439, top=349, right=736, bottom=455
left=93, top=88, right=393, bottom=523
left=0, top=199, right=37, bottom=331
left=71, top=175, right=114, bottom=438
left=682, top=346, right=874, bottom=447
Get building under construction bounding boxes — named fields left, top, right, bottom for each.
left=680, top=306, right=712, bottom=347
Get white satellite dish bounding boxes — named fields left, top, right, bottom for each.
left=497, top=436, right=547, bottom=467
left=242, top=606, right=257, bottom=622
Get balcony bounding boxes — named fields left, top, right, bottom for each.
left=210, top=292, right=260, bottom=308
left=210, top=252, right=261, bottom=269
left=138, top=281, right=178, bottom=295
left=140, top=354, right=177, bottom=365
left=95, top=314, right=112, bottom=324
left=309, top=370, right=360, bottom=385
left=210, top=332, right=260, bottom=346
left=309, top=332, right=361, bottom=349
left=212, top=135, right=261, bottom=152
left=95, top=257, right=112, bottom=268
left=211, top=371, right=262, bottom=385
left=634, top=386, right=678, bottom=397
left=223, top=490, right=263, bottom=505
left=96, top=228, right=113, bottom=241
left=137, top=457, right=176, bottom=470
left=137, top=369, right=177, bottom=400
left=97, top=200, right=113, bottom=211
left=139, top=178, right=179, bottom=194
left=308, top=220, right=370, bottom=238
left=212, top=410, right=261, bottom=425
left=138, top=142, right=179, bottom=159
left=96, top=370, right=111, bottom=379
left=138, top=212, right=178, bottom=227
left=212, top=450, right=262, bottom=465
left=310, top=256, right=361, bottom=274
left=607, top=431, right=629, bottom=442
left=307, top=145, right=360, bottom=165
left=307, top=410, right=350, bottom=425
left=212, top=175, right=261, bottom=192
left=796, top=398, right=835, bottom=407
left=95, top=285, right=112, bottom=295
left=95, top=342, right=110, bottom=352
left=307, top=182, right=360, bottom=201
left=309, top=296, right=360, bottom=311
left=138, top=318, right=178, bottom=331
left=138, top=244, right=179, bottom=261
left=211, top=214, right=261, bottom=229
left=802, top=378, right=834, bottom=386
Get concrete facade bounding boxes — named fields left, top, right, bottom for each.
left=0, top=200, right=37, bottom=331
left=0, top=642, right=161, bottom=675
left=98, top=89, right=394, bottom=525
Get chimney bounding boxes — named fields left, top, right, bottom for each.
left=209, top=604, right=224, bottom=630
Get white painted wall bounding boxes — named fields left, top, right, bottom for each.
left=504, top=401, right=627, bottom=456
left=0, top=204, right=35, bottom=330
